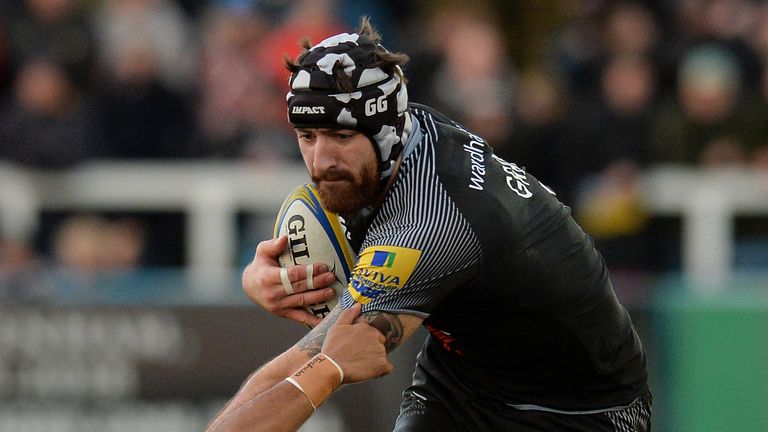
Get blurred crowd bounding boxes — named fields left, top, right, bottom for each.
left=2, top=0, right=768, bottom=298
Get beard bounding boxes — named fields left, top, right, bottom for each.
left=312, top=165, right=379, bottom=215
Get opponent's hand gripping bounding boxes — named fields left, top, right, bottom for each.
left=322, top=304, right=393, bottom=383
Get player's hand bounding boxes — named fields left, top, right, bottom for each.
left=322, top=304, right=393, bottom=383
left=242, top=236, right=338, bottom=327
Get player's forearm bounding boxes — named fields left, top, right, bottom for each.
left=209, top=308, right=345, bottom=429
left=206, top=347, right=310, bottom=431
left=206, top=379, right=314, bottom=432
left=208, top=351, right=345, bottom=432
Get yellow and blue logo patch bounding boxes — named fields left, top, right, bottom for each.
left=349, top=245, right=422, bottom=304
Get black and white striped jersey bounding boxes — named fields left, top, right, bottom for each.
left=339, top=103, right=648, bottom=412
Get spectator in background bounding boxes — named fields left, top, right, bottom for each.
left=0, top=0, right=99, bottom=165
left=1, top=214, right=147, bottom=302
left=42, top=214, right=147, bottom=299
left=91, top=0, right=196, bottom=159
left=521, top=55, right=656, bottom=270
left=195, top=3, right=269, bottom=157
left=652, top=44, right=766, bottom=166
left=254, top=0, right=346, bottom=88
left=0, top=56, right=103, bottom=168
left=194, top=2, right=298, bottom=161
left=0, top=0, right=96, bottom=91
left=677, top=0, right=763, bottom=88
left=574, top=159, right=650, bottom=271
left=570, top=55, right=657, bottom=271
left=601, top=1, right=677, bottom=93
left=546, top=0, right=605, bottom=97
left=93, top=0, right=197, bottom=92
left=53, top=215, right=146, bottom=273
left=575, top=58, right=655, bottom=170
left=578, top=55, right=656, bottom=171
left=0, top=0, right=101, bottom=296
left=529, top=1, right=668, bottom=273
left=424, top=8, right=517, bottom=152
left=95, top=39, right=195, bottom=159
left=511, top=2, right=661, bottom=202
left=602, top=1, right=660, bottom=59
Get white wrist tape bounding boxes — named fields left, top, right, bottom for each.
left=322, top=354, right=344, bottom=384
left=285, top=376, right=316, bottom=410
left=284, top=353, right=343, bottom=410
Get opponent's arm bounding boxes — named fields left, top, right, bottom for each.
left=206, top=305, right=392, bottom=432
left=207, top=307, right=345, bottom=430
left=218, top=311, right=419, bottom=430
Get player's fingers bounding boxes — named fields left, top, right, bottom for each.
left=285, top=263, right=334, bottom=293
left=336, top=303, right=362, bottom=325
left=242, top=264, right=286, bottom=309
left=279, top=267, right=294, bottom=294
left=291, top=272, right=338, bottom=294
left=279, top=288, right=335, bottom=309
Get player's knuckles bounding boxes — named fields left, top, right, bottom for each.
left=287, top=265, right=304, bottom=283
left=314, top=273, right=335, bottom=289
left=296, top=294, right=308, bottom=307
left=292, top=279, right=308, bottom=292
left=302, top=291, right=328, bottom=305
left=283, top=293, right=308, bottom=308
left=264, top=291, right=282, bottom=305
left=241, top=265, right=256, bottom=287
left=243, top=268, right=267, bottom=290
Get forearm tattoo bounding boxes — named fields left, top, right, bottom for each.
left=296, top=306, right=343, bottom=356
left=295, top=307, right=405, bottom=356
left=361, top=311, right=404, bottom=353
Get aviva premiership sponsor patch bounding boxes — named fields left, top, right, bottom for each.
left=349, top=245, right=422, bottom=304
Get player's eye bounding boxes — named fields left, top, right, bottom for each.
left=297, top=132, right=314, bottom=141
left=335, top=132, right=355, bottom=140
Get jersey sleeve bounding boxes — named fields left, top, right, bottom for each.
left=338, top=180, right=484, bottom=318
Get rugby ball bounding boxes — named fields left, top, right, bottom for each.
left=273, top=183, right=356, bottom=319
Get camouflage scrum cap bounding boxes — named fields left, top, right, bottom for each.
left=286, top=32, right=412, bottom=179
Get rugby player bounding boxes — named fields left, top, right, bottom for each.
left=239, top=18, right=652, bottom=431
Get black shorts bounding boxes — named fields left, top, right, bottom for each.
left=392, top=362, right=652, bottom=432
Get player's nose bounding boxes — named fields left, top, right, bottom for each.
left=313, top=134, right=339, bottom=172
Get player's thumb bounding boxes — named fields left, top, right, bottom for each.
left=336, top=303, right=362, bottom=325
left=255, top=236, right=288, bottom=261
